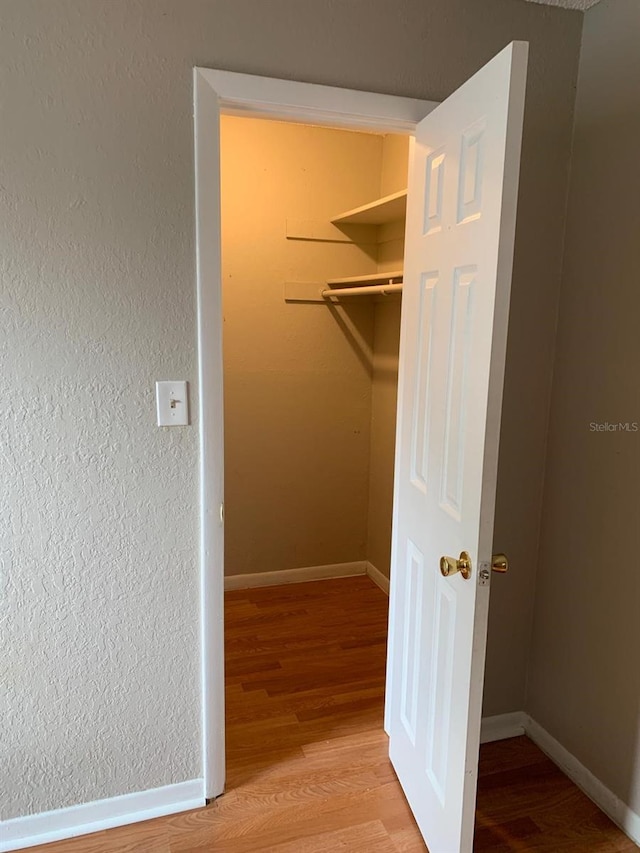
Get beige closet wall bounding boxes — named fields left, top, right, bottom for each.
left=367, top=136, right=409, bottom=577
left=2, top=0, right=581, bottom=819
left=221, top=116, right=382, bottom=576
left=222, top=122, right=407, bottom=583
left=527, top=0, right=640, bottom=815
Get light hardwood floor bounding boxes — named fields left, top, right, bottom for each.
left=26, top=576, right=637, bottom=852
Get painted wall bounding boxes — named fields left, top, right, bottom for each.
left=367, top=299, right=402, bottom=577
left=527, top=0, right=640, bottom=816
left=221, top=120, right=406, bottom=583
left=221, top=116, right=379, bottom=576
left=366, top=136, right=408, bottom=578
left=1, top=0, right=581, bottom=819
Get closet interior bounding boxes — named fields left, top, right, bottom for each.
left=220, top=115, right=409, bottom=589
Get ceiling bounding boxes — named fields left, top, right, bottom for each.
left=524, top=0, right=602, bottom=9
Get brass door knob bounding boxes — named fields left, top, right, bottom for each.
left=491, top=553, right=509, bottom=573
left=440, top=551, right=472, bottom=580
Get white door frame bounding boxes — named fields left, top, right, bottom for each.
left=193, top=66, right=438, bottom=799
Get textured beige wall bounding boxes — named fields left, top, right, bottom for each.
left=1, top=0, right=581, bottom=820
left=527, top=0, right=640, bottom=813
left=221, top=116, right=380, bottom=576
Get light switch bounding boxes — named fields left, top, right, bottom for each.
left=156, top=380, right=189, bottom=426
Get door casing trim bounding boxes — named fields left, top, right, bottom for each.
left=193, top=66, right=438, bottom=798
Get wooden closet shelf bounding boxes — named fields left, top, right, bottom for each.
left=326, top=270, right=403, bottom=287
left=331, top=190, right=407, bottom=226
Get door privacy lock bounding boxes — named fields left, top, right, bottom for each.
left=440, top=551, right=472, bottom=580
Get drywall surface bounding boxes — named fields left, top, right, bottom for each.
left=221, top=116, right=379, bottom=576
left=366, top=135, right=407, bottom=578
left=0, top=0, right=581, bottom=819
left=1, top=0, right=204, bottom=821
left=379, top=135, right=410, bottom=198
left=367, top=299, right=402, bottom=577
left=527, top=0, right=640, bottom=814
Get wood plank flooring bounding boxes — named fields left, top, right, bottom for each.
left=26, top=576, right=637, bottom=852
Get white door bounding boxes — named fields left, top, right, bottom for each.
left=385, top=42, right=528, bottom=852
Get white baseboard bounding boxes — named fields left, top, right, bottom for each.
left=365, top=561, right=390, bottom=595
left=1, top=779, right=204, bottom=852
left=525, top=717, right=640, bottom=847
left=480, top=711, right=527, bottom=744
left=224, top=560, right=368, bottom=591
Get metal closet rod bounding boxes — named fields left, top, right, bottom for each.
left=321, top=282, right=403, bottom=299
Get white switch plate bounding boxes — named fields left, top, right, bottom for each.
left=156, top=380, right=189, bottom=426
